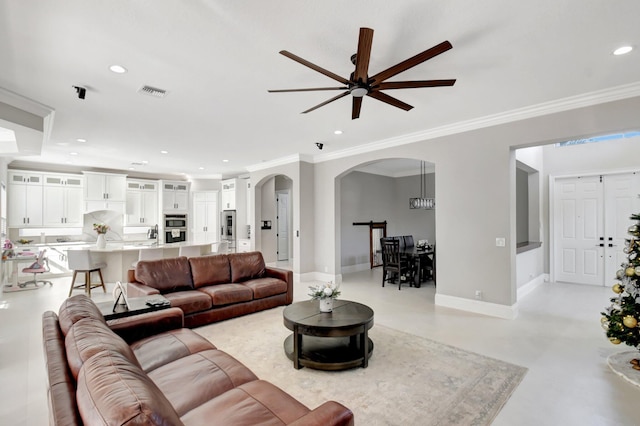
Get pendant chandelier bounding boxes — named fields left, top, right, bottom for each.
left=409, top=161, right=435, bottom=209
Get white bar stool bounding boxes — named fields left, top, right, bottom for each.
left=132, top=247, right=164, bottom=268
left=178, top=245, right=201, bottom=257
left=67, top=249, right=107, bottom=297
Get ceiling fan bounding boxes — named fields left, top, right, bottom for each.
left=268, top=27, right=456, bottom=119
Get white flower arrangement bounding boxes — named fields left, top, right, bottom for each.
left=308, top=282, right=341, bottom=300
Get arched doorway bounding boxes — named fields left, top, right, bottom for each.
left=337, top=158, right=436, bottom=275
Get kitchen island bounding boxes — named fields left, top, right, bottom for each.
left=66, top=241, right=215, bottom=283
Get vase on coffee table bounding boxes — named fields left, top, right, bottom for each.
left=319, top=298, right=334, bottom=313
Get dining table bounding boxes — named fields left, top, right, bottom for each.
left=399, top=246, right=435, bottom=287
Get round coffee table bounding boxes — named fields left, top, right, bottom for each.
left=282, top=299, right=374, bottom=370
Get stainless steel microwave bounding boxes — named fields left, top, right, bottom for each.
left=165, top=214, right=187, bottom=228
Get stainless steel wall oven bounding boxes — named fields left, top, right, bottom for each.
left=164, top=214, right=187, bottom=243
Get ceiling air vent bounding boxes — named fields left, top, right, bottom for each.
left=138, top=85, right=167, bottom=98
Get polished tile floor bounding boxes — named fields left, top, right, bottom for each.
left=1, top=269, right=639, bottom=425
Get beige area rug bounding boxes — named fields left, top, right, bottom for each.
left=195, top=306, right=527, bottom=426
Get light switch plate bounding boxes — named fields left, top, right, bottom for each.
left=496, top=237, right=506, bottom=247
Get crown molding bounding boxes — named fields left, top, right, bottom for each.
left=313, top=82, right=640, bottom=163
left=246, top=153, right=313, bottom=173
left=243, top=82, right=640, bottom=172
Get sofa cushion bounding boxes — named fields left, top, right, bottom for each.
left=229, top=252, right=265, bottom=283
left=130, top=328, right=217, bottom=373
left=189, top=254, right=231, bottom=288
left=198, top=284, right=253, bottom=306
left=242, top=277, right=288, bottom=299
left=135, top=256, right=194, bottom=293
left=148, top=349, right=259, bottom=417
left=180, top=380, right=310, bottom=426
left=163, top=290, right=213, bottom=315
left=76, top=351, right=183, bottom=426
left=65, top=317, right=140, bottom=380
left=57, top=294, right=106, bottom=336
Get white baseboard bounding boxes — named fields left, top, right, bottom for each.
left=517, top=274, right=546, bottom=300
left=434, top=294, right=518, bottom=320
left=297, top=271, right=343, bottom=284
left=341, top=263, right=370, bottom=274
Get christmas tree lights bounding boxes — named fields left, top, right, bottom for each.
left=602, top=213, right=640, bottom=370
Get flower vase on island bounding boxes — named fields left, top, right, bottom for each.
left=308, top=282, right=341, bottom=313
left=93, top=223, right=109, bottom=249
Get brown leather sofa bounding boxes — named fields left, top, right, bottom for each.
left=126, top=251, right=293, bottom=328
left=42, top=294, right=354, bottom=425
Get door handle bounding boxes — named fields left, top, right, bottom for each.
left=608, top=244, right=617, bottom=247
left=596, top=243, right=604, bottom=247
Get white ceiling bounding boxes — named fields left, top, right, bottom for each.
left=1, top=0, right=639, bottom=179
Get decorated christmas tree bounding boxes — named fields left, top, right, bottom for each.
left=602, top=213, right=640, bottom=371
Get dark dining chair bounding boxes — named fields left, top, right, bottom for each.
left=381, top=238, right=411, bottom=290
left=403, top=235, right=414, bottom=248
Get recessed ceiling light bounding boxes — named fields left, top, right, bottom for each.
left=160, top=150, right=168, bottom=154
left=56, top=142, right=70, bottom=146
left=69, top=152, right=78, bottom=156
left=109, top=64, right=127, bottom=73
left=128, top=167, right=135, bottom=170
left=613, top=46, right=633, bottom=55
left=141, top=160, right=149, bottom=164
left=198, top=167, right=205, bottom=170
left=76, top=138, right=86, bottom=143
left=334, top=130, right=343, bottom=135
left=222, top=159, right=229, bottom=163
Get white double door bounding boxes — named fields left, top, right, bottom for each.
left=553, top=172, right=640, bottom=286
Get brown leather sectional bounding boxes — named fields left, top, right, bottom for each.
left=42, top=294, right=354, bottom=425
left=126, top=251, right=293, bottom=327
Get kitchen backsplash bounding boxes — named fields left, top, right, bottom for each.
left=82, top=210, right=123, bottom=241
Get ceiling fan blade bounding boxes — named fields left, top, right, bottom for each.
left=268, top=87, right=348, bottom=93
left=352, top=97, right=363, bottom=120
left=376, top=79, right=456, bottom=90
left=353, top=27, right=374, bottom=84
left=369, top=41, right=453, bottom=84
left=367, top=91, right=413, bottom=111
left=301, top=92, right=349, bottom=114
left=279, top=50, right=349, bottom=85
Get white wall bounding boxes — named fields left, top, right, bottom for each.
left=340, top=170, right=436, bottom=270
left=249, top=94, right=640, bottom=318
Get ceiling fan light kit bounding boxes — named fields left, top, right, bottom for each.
left=269, top=27, right=456, bottom=119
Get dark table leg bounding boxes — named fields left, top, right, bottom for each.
left=293, top=324, right=302, bottom=369
left=361, top=329, right=369, bottom=368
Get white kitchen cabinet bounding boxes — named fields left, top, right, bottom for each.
left=85, top=200, right=125, bottom=214
left=8, top=170, right=44, bottom=186
left=192, top=191, right=218, bottom=243
left=220, top=178, right=248, bottom=239
left=221, top=180, right=236, bottom=210
left=42, top=173, right=84, bottom=227
left=162, top=181, right=190, bottom=212
left=43, top=173, right=83, bottom=187
left=126, top=179, right=159, bottom=226
left=84, top=172, right=127, bottom=201
left=8, top=180, right=43, bottom=227
left=237, top=238, right=251, bottom=253
left=43, top=185, right=84, bottom=226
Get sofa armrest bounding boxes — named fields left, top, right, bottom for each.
left=265, top=266, right=294, bottom=304
left=289, top=401, right=354, bottom=426
left=127, top=281, right=161, bottom=297
left=106, top=307, right=184, bottom=344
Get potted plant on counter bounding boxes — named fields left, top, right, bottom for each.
left=93, top=223, right=110, bottom=249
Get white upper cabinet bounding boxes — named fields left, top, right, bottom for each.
left=162, top=181, right=190, bottom=212
left=126, top=179, right=159, bottom=226
left=8, top=171, right=44, bottom=227
left=84, top=172, right=127, bottom=201
left=43, top=173, right=84, bottom=227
